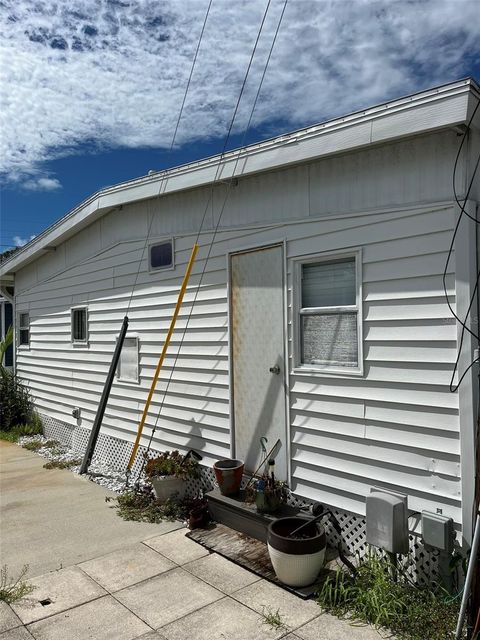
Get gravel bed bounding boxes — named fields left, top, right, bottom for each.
left=17, top=435, right=143, bottom=493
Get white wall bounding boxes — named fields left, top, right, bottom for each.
left=14, top=129, right=466, bottom=527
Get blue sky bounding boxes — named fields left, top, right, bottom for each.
left=1, top=0, right=480, bottom=250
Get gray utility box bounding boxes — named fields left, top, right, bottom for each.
left=421, top=512, right=454, bottom=553
left=366, top=490, right=409, bottom=554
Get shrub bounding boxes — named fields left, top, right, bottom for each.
left=0, top=421, right=43, bottom=443
left=0, top=565, right=35, bottom=603
left=0, top=370, right=36, bottom=431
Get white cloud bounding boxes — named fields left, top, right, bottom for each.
left=0, top=0, right=479, bottom=183
left=13, top=234, right=36, bottom=247
left=22, top=177, right=62, bottom=191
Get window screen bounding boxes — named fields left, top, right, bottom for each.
left=71, top=308, right=87, bottom=343
left=299, top=256, right=359, bottom=370
left=19, top=312, right=29, bottom=346
left=117, top=337, right=139, bottom=382
left=150, top=241, right=173, bottom=270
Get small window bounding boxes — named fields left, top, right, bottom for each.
left=117, top=337, right=139, bottom=383
left=296, top=253, right=362, bottom=373
left=149, top=239, right=173, bottom=270
left=71, top=307, right=88, bottom=345
left=19, top=312, right=30, bottom=346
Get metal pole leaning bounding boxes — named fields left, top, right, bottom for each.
left=127, top=243, right=199, bottom=472
left=80, top=315, right=129, bottom=474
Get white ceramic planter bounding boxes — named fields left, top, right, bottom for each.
left=267, top=517, right=326, bottom=587
left=150, top=476, right=186, bottom=502
left=267, top=544, right=326, bottom=587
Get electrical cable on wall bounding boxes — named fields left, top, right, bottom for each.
left=133, top=0, right=289, bottom=482
left=443, top=96, right=480, bottom=392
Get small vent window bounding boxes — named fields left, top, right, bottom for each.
left=150, top=240, right=173, bottom=270
left=71, top=307, right=88, bottom=344
left=19, top=312, right=30, bottom=346
left=117, top=337, right=139, bottom=383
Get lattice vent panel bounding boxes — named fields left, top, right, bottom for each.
left=39, top=413, right=74, bottom=448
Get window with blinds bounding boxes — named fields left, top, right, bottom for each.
left=117, top=337, right=139, bottom=383
left=298, top=255, right=361, bottom=371
left=71, top=307, right=88, bottom=344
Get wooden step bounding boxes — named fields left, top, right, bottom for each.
left=205, top=489, right=307, bottom=543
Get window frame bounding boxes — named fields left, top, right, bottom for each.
left=18, top=311, right=30, bottom=348
left=116, top=335, right=140, bottom=384
left=148, top=238, right=175, bottom=273
left=292, top=248, right=363, bottom=377
left=71, top=306, right=89, bottom=347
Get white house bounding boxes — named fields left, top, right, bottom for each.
left=1, top=78, right=479, bottom=564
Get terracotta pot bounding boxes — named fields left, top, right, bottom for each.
left=150, top=476, right=186, bottom=502
left=213, top=459, right=244, bottom=496
left=267, top=517, right=326, bottom=587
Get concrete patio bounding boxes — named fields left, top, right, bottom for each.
left=1, top=442, right=387, bottom=640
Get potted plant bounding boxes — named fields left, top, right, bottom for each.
left=145, top=450, right=201, bottom=502
left=244, top=460, right=289, bottom=513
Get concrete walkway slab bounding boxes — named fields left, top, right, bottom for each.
left=160, top=596, right=283, bottom=640
left=183, top=552, right=261, bottom=594
left=233, top=579, right=321, bottom=630
left=294, top=613, right=388, bottom=639
left=26, top=595, right=150, bottom=640
left=115, top=567, right=223, bottom=629
left=79, top=543, right=175, bottom=592
left=143, top=528, right=209, bottom=565
left=0, top=628, right=35, bottom=640
left=0, top=441, right=182, bottom=578
left=0, top=602, right=22, bottom=633
left=10, top=566, right=106, bottom=624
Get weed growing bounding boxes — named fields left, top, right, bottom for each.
left=108, top=485, right=196, bottom=524
left=316, top=550, right=464, bottom=640
left=0, top=565, right=35, bottom=604
left=43, top=459, right=82, bottom=470
left=22, top=439, right=58, bottom=452
left=261, top=606, right=287, bottom=631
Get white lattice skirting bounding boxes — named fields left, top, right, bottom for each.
left=40, top=412, right=441, bottom=585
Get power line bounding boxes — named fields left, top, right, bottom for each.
left=136, top=0, right=289, bottom=480
left=124, top=0, right=213, bottom=317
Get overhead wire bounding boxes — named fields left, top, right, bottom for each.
left=135, top=0, right=289, bottom=482
left=124, top=0, right=213, bottom=318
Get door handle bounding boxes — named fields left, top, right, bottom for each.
left=269, top=365, right=281, bottom=375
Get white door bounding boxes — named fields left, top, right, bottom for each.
left=230, top=244, right=287, bottom=480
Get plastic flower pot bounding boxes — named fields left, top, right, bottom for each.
left=267, top=517, right=326, bottom=587
left=213, top=459, right=244, bottom=496
left=150, top=476, right=187, bottom=502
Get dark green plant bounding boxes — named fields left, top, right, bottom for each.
left=0, top=370, right=35, bottom=431
left=144, top=450, right=200, bottom=481
left=0, top=564, right=35, bottom=603
left=43, top=459, right=82, bottom=470
left=316, top=550, right=465, bottom=640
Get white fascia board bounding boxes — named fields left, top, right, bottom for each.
left=1, top=78, right=478, bottom=277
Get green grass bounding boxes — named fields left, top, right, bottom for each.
left=43, top=459, right=82, bottom=470
left=0, top=565, right=35, bottom=604
left=316, top=550, right=465, bottom=640
left=0, top=422, right=44, bottom=443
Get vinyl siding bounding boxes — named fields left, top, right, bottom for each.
left=14, top=130, right=465, bottom=526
